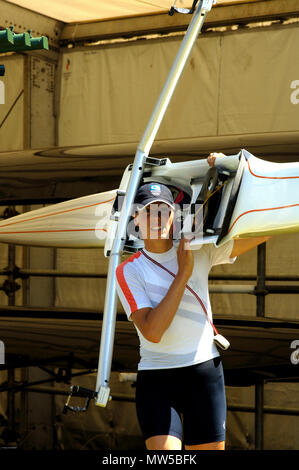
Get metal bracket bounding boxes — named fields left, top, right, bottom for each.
left=63, top=385, right=98, bottom=414
left=169, top=0, right=216, bottom=16
left=169, top=0, right=199, bottom=16
left=63, top=384, right=111, bottom=411
left=123, top=243, right=139, bottom=254
left=95, top=385, right=111, bottom=408
left=128, top=157, right=167, bottom=171
left=110, top=190, right=126, bottom=221
left=0, top=278, right=21, bottom=297
left=145, top=157, right=168, bottom=166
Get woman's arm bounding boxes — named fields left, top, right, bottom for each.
left=131, top=238, right=193, bottom=343
left=230, top=236, right=270, bottom=258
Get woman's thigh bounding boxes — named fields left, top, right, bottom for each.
left=180, top=357, right=227, bottom=447
left=136, top=369, right=183, bottom=445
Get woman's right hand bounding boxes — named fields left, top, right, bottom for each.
left=207, top=152, right=226, bottom=167
left=177, top=237, right=194, bottom=282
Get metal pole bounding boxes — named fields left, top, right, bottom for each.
left=16, top=269, right=107, bottom=278
left=95, top=0, right=215, bottom=407
left=255, top=242, right=266, bottom=450
left=209, top=285, right=299, bottom=294
left=210, top=274, right=299, bottom=281
left=255, top=379, right=264, bottom=450
left=7, top=244, right=16, bottom=306
left=6, top=241, right=17, bottom=442
left=6, top=369, right=16, bottom=444
left=256, top=243, right=266, bottom=318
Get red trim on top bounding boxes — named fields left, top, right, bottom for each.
left=116, top=251, right=142, bottom=313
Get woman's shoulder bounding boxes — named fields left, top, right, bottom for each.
left=116, top=251, right=143, bottom=276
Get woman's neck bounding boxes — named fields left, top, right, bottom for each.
left=143, top=238, right=173, bottom=254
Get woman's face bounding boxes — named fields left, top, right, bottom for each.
left=135, top=202, right=174, bottom=241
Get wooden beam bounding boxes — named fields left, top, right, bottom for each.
left=60, top=0, right=299, bottom=44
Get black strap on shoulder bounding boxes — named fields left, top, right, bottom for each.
left=140, top=248, right=219, bottom=335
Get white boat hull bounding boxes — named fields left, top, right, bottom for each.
left=0, top=150, right=298, bottom=251
left=0, top=190, right=117, bottom=248
left=218, top=151, right=299, bottom=245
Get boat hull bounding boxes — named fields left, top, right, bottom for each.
left=0, top=150, right=298, bottom=250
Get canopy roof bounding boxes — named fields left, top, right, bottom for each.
left=6, top=0, right=258, bottom=23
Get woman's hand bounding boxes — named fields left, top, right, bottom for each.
left=177, top=237, right=194, bottom=282
left=207, top=152, right=226, bottom=167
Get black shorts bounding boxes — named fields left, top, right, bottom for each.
left=135, top=357, right=226, bottom=446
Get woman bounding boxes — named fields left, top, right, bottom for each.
left=116, top=153, right=269, bottom=450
